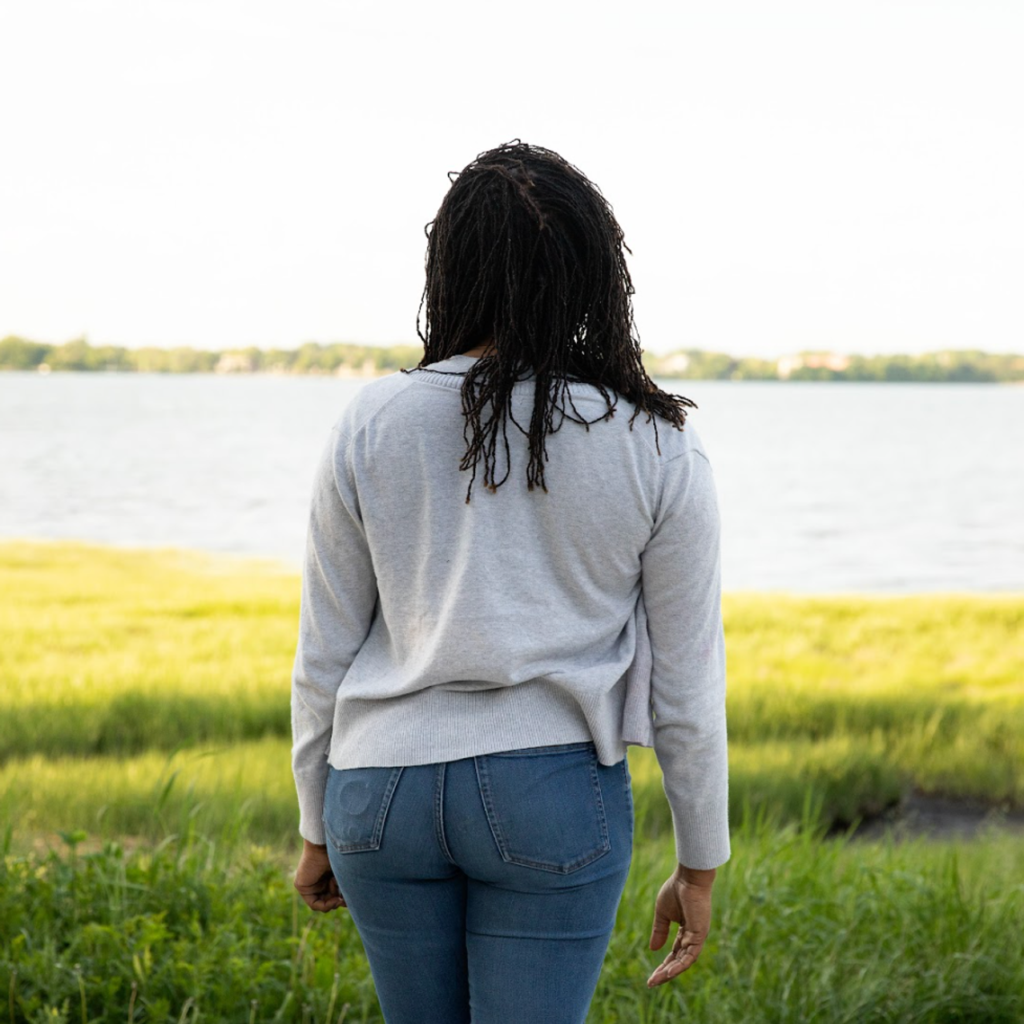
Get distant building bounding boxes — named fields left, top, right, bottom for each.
left=215, top=352, right=254, bottom=374
left=777, top=352, right=850, bottom=378
left=658, top=352, right=691, bottom=375
left=335, top=357, right=380, bottom=379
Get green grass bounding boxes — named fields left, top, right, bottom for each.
left=2, top=540, right=1023, bottom=1022
left=0, top=740, right=302, bottom=852
left=0, top=543, right=295, bottom=761
left=0, top=737, right=911, bottom=859
left=3, top=541, right=1020, bottom=835
left=3, top=814, right=1023, bottom=1024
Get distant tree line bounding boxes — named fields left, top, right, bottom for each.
left=0, top=336, right=423, bottom=375
left=1, top=335, right=1022, bottom=382
left=643, top=347, right=1024, bottom=383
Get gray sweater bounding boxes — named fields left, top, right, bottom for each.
left=291, top=354, right=730, bottom=869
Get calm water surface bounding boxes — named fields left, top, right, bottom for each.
left=1, top=372, right=1022, bottom=592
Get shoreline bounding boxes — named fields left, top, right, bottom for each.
left=4, top=537, right=1024, bottom=598
left=6, top=365, right=1024, bottom=384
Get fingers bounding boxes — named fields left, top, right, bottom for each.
left=649, top=910, right=671, bottom=951
left=305, top=891, right=347, bottom=913
left=646, top=930, right=705, bottom=988
left=293, top=859, right=347, bottom=913
left=294, top=882, right=347, bottom=913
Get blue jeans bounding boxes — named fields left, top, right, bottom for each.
left=322, top=742, right=634, bottom=1024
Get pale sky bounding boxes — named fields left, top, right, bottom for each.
left=1, top=0, right=1021, bottom=358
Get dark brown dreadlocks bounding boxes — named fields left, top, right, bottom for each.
left=408, top=140, right=696, bottom=501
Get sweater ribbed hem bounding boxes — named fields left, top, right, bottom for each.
left=328, top=680, right=597, bottom=769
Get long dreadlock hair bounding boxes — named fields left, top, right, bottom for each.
left=408, top=140, right=697, bottom=501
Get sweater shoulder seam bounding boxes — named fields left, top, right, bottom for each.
left=334, top=373, right=420, bottom=453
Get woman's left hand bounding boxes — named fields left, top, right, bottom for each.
left=294, top=839, right=347, bottom=913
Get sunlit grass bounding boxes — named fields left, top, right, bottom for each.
left=2, top=540, right=1022, bottom=835
left=0, top=541, right=296, bottom=758
left=0, top=738, right=910, bottom=858
left=0, top=739, right=299, bottom=853
left=724, top=591, right=1023, bottom=700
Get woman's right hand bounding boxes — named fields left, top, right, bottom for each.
left=647, top=864, right=716, bottom=987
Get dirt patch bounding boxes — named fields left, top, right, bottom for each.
left=849, top=793, right=1024, bottom=842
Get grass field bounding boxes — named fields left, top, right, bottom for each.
left=2, top=541, right=1023, bottom=1022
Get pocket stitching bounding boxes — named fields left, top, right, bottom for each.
left=475, top=749, right=611, bottom=875
left=323, top=766, right=404, bottom=854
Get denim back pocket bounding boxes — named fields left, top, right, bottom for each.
left=322, top=765, right=404, bottom=854
left=474, top=743, right=610, bottom=874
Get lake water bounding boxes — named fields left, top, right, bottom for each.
left=1, top=372, right=1022, bottom=593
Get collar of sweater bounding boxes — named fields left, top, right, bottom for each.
left=409, top=355, right=564, bottom=392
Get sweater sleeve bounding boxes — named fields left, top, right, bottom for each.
left=640, top=448, right=730, bottom=869
left=291, top=426, right=378, bottom=844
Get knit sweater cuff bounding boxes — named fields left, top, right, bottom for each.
left=295, top=768, right=329, bottom=845
left=673, top=801, right=731, bottom=870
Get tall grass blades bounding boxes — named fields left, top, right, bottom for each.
left=2, top=817, right=1023, bottom=1022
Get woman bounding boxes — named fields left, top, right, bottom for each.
left=291, top=141, right=729, bottom=1024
